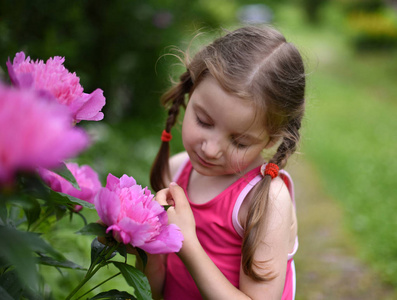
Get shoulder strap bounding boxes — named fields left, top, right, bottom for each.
left=172, top=157, right=190, bottom=182
left=232, top=169, right=296, bottom=237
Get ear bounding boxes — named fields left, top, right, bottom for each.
left=264, top=136, right=280, bottom=149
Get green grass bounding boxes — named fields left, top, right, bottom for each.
left=305, top=66, right=397, bottom=283
left=275, top=3, right=397, bottom=286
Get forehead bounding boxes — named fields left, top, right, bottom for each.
left=190, top=76, right=267, bottom=137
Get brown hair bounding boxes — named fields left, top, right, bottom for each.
left=150, top=25, right=306, bottom=281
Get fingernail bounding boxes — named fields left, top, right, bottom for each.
left=170, top=182, right=177, bottom=186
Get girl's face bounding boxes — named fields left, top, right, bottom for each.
left=182, top=76, right=273, bottom=177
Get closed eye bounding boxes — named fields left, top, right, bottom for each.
left=196, top=115, right=212, bottom=128
left=231, top=139, right=249, bottom=149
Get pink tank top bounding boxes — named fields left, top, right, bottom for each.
left=163, top=160, right=298, bottom=299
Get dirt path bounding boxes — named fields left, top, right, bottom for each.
left=288, top=158, right=396, bottom=300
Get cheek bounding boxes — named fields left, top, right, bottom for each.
left=181, top=116, right=196, bottom=149
left=227, top=149, right=249, bottom=169
left=227, top=148, right=262, bottom=170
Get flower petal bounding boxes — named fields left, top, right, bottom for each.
left=0, top=83, right=89, bottom=184
left=119, top=174, right=137, bottom=189
left=73, top=89, right=106, bottom=123
left=118, top=217, right=154, bottom=247
left=95, top=188, right=120, bottom=226
left=139, top=224, right=183, bottom=254
left=94, top=173, right=183, bottom=254
left=105, top=173, right=120, bottom=191
left=6, top=51, right=106, bottom=123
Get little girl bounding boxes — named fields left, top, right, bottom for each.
left=144, top=25, right=305, bottom=299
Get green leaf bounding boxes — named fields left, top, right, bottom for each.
left=90, top=237, right=115, bottom=268
left=37, top=255, right=86, bottom=270
left=52, top=163, right=80, bottom=189
left=116, top=244, right=127, bottom=259
left=0, top=227, right=38, bottom=291
left=0, top=200, right=7, bottom=225
left=6, top=195, right=41, bottom=228
left=136, top=248, right=147, bottom=270
left=48, top=189, right=95, bottom=209
left=18, top=173, right=50, bottom=200
left=112, top=262, right=152, bottom=300
left=54, top=204, right=67, bottom=220
left=0, top=225, right=66, bottom=291
left=76, top=222, right=109, bottom=236
left=23, top=198, right=41, bottom=228
left=0, top=286, right=15, bottom=300
left=58, top=192, right=96, bottom=209
left=0, top=270, right=23, bottom=300
left=162, top=205, right=172, bottom=211
left=89, top=289, right=137, bottom=300
left=0, top=270, right=42, bottom=300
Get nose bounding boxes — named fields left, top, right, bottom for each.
left=201, top=136, right=223, bottom=160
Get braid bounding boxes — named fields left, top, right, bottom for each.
left=150, top=70, right=193, bottom=191
left=270, top=116, right=302, bottom=168
left=242, top=116, right=302, bottom=281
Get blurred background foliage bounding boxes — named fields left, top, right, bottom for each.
left=1, top=0, right=397, bottom=298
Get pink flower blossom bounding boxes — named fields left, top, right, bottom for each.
left=95, top=174, right=183, bottom=254
left=0, top=82, right=89, bottom=184
left=6, top=51, right=106, bottom=123
left=39, top=163, right=102, bottom=207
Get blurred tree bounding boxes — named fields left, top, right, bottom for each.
left=0, top=0, right=304, bottom=123
left=334, top=0, right=397, bottom=51
left=337, top=0, right=386, bottom=12
left=0, top=0, right=233, bottom=123
left=300, top=0, right=329, bottom=24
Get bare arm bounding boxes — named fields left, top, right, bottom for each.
left=135, top=253, right=166, bottom=300
left=134, top=152, right=187, bottom=298
left=155, top=181, right=295, bottom=300
left=239, top=177, right=295, bottom=299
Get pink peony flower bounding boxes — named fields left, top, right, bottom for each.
left=39, top=163, right=102, bottom=206
left=6, top=51, right=106, bottom=123
left=0, top=82, right=89, bottom=184
left=95, top=174, right=183, bottom=254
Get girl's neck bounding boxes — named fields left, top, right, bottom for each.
left=187, top=156, right=264, bottom=205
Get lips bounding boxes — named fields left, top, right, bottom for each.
left=196, top=153, right=217, bottom=167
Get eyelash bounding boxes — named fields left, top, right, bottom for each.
left=196, top=115, right=249, bottom=149
left=232, top=139, right=248, bottom=149
left=196, top=116, right=212, bottom=128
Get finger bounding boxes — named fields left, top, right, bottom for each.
left=155, top=188, right=171, bottom=206
left=169, top=182, right=188, bottom=209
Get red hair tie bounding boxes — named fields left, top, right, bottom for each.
left=161, top=130, right=172, bottom=142
left=260, top=163, right=279, bottom=179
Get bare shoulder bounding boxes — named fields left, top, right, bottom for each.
left=169, top=151, right=189, bottom=181
left=239, top=176, right=293, bottom=231
left=268, top=177, right=293, bottom=220
left=238, top=177, right=296, bottom=299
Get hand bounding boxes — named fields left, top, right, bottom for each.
left=155, top=182, right=197, bottom=254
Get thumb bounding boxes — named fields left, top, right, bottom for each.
left=169, top=182, right=188, bottom=208
left=155, top=188, right=171, bottom=206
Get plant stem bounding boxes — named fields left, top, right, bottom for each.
left=29, top=208, right=53, bottom=232
left=75, top=272, right=121, bottom=300
left=65, top=243, right=119, bottom=300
